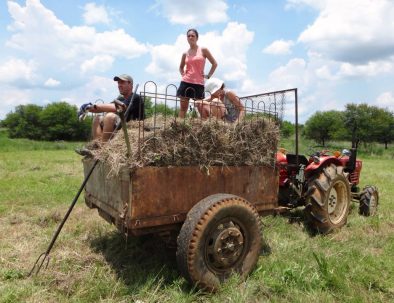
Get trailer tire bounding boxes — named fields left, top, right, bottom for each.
left=305, top=164, right=351, bottom=234
left=176, top=194, right=261, bottom=292
left=359, top=186, right=379, bottom=216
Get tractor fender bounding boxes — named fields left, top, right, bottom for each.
left=305, top=157, right=343, bottom=174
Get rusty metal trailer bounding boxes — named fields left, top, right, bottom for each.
left=82, top=86, right=296, bottom=291
left=83, top=162, right=279, bottom=291
left=83, top=163, right=279, bottom=235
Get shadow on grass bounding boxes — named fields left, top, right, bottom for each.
left=89, top=231, right=183, bottom=290
left=276, top=208, right=319, bottom=237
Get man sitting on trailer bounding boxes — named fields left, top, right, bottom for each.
left=77, top=74, right=144, bottom=144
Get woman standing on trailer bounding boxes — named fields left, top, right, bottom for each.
left=177, top=28, right=217, bottom=118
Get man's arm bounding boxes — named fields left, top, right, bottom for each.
left=88, top=103, right=117, bottom=113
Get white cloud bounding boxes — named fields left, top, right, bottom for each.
left=262, top=55, right=352, bottom=122
left=152, top=0, right=228, bottom=25
left=146, top=22, right=254, bottom=84
left=83, top=3, right=110, bottom=25
left=295, top=0, right=394, bottom=64
left=0, top=86, right=32, bottom=117
left=263, top=39, right=294, bottom=55
left=266, top=58, right=309, bottom=90
left=146, top=40, right=184, bottom=83
left=0, top=58, right=36, bottom=83
left=315, top=65, right=335, bottom=80
left=81, top=55, right=114, bottom=74
left=6, top=0, right=148, bottom=71
left=285, top=0, right=326, bottom=10
left=44, top=78, right=60, bottom=87
left=65, top=76, right=118, bottom=107
left=0, top=0, right=148, bottom=119
left=375, top=92, right=394, bottom=111
left=338, top=61, right=394, bottom=77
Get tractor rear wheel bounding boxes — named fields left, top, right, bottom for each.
left=306, top=164, right=351, bottom=234
left=359, top=185, right=379, bottom=216
left=176, top=194, right=261, bottom=292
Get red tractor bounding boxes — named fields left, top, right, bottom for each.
left=276, top=147, right=379, bottom=233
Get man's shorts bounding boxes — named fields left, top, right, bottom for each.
left=177, top=81, right=205, bottom=99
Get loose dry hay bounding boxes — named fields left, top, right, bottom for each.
left=90, top=116, right=280, bottom=176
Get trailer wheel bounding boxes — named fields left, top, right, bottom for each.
left=176, top=194, right=261, bottom=292
left=306, top=164, right=351, bottom=234
left=359, top=186, right=379, bottom=216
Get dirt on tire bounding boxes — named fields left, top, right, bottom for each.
left=359, top=185, right=379, bottom=216
left=305, top=164, right=351, bottom=234
left=176, top=193, right=261, bottom=292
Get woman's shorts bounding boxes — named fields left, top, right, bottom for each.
left=177, top=81, right=204, bottom=99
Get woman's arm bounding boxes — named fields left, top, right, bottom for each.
left=202, top=47, right=217, bottom=79
left=226, top=91, right=245, bottom=119
left=179, top=53, right=186, bottom=76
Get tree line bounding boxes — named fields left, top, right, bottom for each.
left=1, top=101, right=393, bottom=148
left=302, top=103, right=394, bottom=149
left=0, top=98, right=174, bottom=141
left=1, top=102, right=92, bottom=141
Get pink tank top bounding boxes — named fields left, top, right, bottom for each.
left=182, top=47, right=206, bottom=85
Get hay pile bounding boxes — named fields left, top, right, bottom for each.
left=90, top=116, right=279, bottom=176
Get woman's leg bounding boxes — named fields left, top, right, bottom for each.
left=178, top=97, right=189, bottom=118
left=195, top=100, right=210, bottom=119
left=195, top=100, right=226, bottom=120
left=208, top=101, right=226, bottom=119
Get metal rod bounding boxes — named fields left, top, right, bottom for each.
left=295, top=88, right=299, bottom=166
left=118, top=111, right=132, bottom=157
left=29, top=83, right=140, bottom=277
left=28, top=159, right=99, bottom=276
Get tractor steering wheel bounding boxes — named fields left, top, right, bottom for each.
left=307, top=146, right=331, bottom=157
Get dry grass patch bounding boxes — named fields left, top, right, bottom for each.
left=89, top=117, right=279, bottom=175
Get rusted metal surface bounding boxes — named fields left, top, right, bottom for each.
left=83, top=159, right=130, bottom=216
left=83, top=159, right=279, bottom=234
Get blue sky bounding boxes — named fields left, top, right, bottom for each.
left=0, top=0, right=393, bottom=122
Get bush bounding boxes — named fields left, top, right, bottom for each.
left=2, top=102, right=91, bottom=141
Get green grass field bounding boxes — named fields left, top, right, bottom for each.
left=1, top=131, right=393, bottom=302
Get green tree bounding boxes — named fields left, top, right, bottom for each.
left=2, top=104, right=43, bottom=139
left=144, top=97, right=176, bottom=118
left=40, top=102, right=91, bottom=141
left=280, top=120, right=294, bottom=138
left=369, top=107, right=394, bottom=149
left=303, top=110, right=345, bottom=146
left=344, top=103, right=376, bottom=148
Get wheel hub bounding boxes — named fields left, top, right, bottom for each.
left=208, top=222, right=245, bottom=269
left=328, top=187, right=338, bottom=214
left=328, top=180, right=348, bottom=224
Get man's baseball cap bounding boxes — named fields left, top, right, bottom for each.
left=113, top=74, right=133, bottom=82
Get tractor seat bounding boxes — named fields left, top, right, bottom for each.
left=286, top=153, right=309, bottom=166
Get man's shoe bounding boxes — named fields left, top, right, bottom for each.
left=75, top=147, right=93, bottom=157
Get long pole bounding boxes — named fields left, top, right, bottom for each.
left=295, top=88, right=299, bottom=166
left=28, top=84, right=140, bottom=276
left=28, top=159, right=98, bottom=276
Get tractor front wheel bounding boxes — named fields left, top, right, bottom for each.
left=306, top=164, right=351, bottom=234
left=176, top=194, right=261, bottom=292
left=359, top=185, right=379, bottom=216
